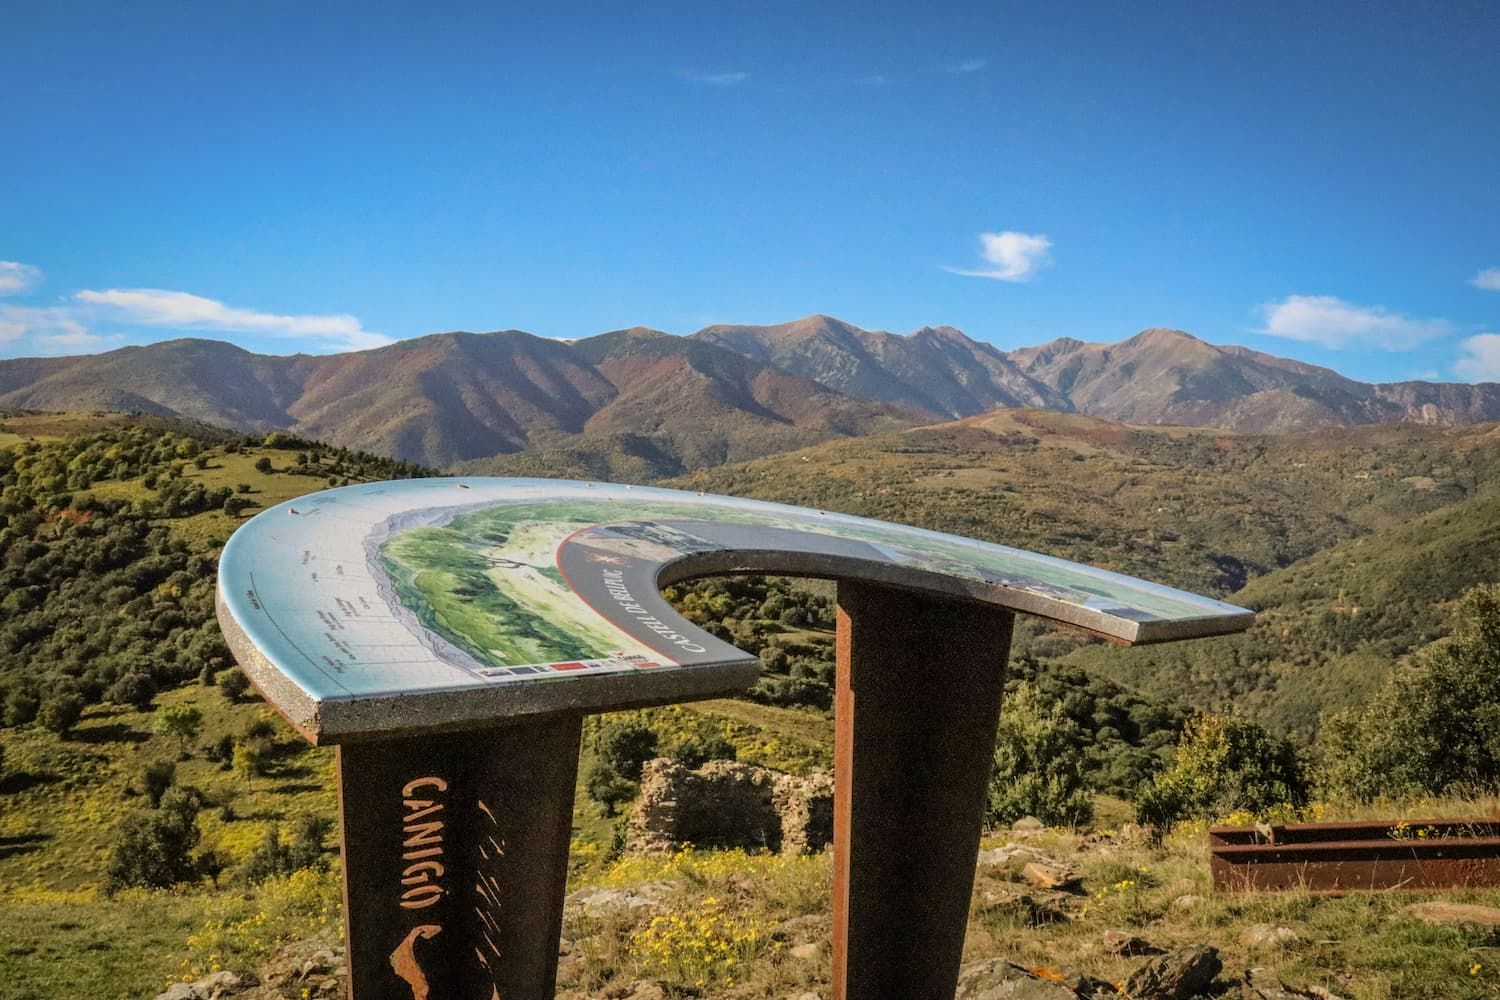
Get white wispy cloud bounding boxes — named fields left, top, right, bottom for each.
left=75, top=288, right=392, bottom=350
left=946, top=59, right=988, bottom=73
left=0, top=302, right=102, bottom=352
left=1255, top=294, right=1452, bottom=350
left=945, top=231, right=1054, bottom=282
left=1454, top=333, right=1500, bottom=381
left=1472, top=268, right=1500, bottom=292
left=0, top=261, right=42, bottom=296
left=679, top=70, right=750, bottom=86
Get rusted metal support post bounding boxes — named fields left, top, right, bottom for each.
left=832, top=582, right=1012, bottom=1000
left=336, top=715, right=582, bottom=1000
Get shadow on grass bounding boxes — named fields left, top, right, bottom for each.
left=271, top=783, right=324, bottom=795
left=0, top=833, right=54, bottom=860
left=71, top=722, right=149, bottom=745
left=0, top=771, right=61, bottom=794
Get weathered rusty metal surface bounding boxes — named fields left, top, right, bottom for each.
left=1210, top=820, right=1500, bottom=893
left=832, top=582, right=1013, bottom=1000
left=337, top=716, right=581, bottom=1000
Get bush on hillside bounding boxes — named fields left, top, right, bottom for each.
left=1135, top=713, right=1307, bottom=831
left=987, top=682, right=1094, bottom=829
left=1317, top=585, right=1500, bottom=802
left=104, top=785, right=204, bottom=893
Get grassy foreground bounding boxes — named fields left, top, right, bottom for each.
left=3, top=686, right=1499, bottom=999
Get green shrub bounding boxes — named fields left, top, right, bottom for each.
left=987, top=682, right=1094, bottom=829
left=1318, top=585, right=1500, bottom=801
left=37, top=691, right=84, bottom=736
left=594, top=718, right=658, bottom=783
left=105, top=786, right=203, bottom=893
left=217, top=669, right=250, bottom=702
left=142, top=760, right=176, bottom=808
left=1136, top=713, right=1306, bottom=830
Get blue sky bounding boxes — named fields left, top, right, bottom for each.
left=2, top=1, right=1497, bottom=383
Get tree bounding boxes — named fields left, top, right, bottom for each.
left=107, top=672, right=157, bottom=711
left=37, top=692, right=85, bottom=737
left=1318, top=585, right=1500, bottom=801
left=1136, top=714, right=1306, bottom=831
left=585, top=762, right=638, bottom=817
left=197, top=848, right=227, bottom=888
left=222, top=496, right=256, bottom=517
left=142, top=760, right=176, bottom=808
left=218, top=669, right=250, bottom=702
left=104, top=786, right=203, bottom=893
left=986, top=682, right=1094, bottom=829
left=594, top=718, right=659, bottom=783
left=155, top=704, right=203, bottom=751
left=240, top=816, right=332, bottom=883
left=233, top=742, right=265, bottom=787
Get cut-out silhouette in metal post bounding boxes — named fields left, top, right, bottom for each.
left=216, top=478, right=1253, bottom=1000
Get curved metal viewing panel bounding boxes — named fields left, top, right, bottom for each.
left=216, top=477, right=1251, bottom=744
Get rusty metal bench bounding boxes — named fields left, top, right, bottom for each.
left=216, top=477, right=1252, bottom=999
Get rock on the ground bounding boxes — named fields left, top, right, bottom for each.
left=153, top=971, right=255, bottom=1000
left=1169, top=893, right=1205, bottom=912
left=1123, top=945, right=1221, bottom=1000
left=602, top=981, right=670, bottom=1000
left=789, top=942, right=821, bottom=961
left=955, top=959, right=1079, bottom=999
left=1102, top=929, right=1160, bottom=957
left=973, top=880, right=1074, bottom=926
left=1240, top=970, right=1350, bottom=1000
left=1022, top=861, right=1081, bottom=891
left=1012, top=816, right=1046, bottom=834
left=1239, top=924, right=1300, bottom=951
left=1403, top=901, right=1500, bottom=931
left=566, top=880, right=674, bottom=916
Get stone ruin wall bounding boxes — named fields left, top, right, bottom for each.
left=626, top=759, right=834, bottom=855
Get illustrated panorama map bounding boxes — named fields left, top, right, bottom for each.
left=216, top=478, right=1252, bottom=738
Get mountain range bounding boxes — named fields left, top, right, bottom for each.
left=2, top=315, right=1496, bottom=470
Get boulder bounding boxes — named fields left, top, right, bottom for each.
left=153, top=971, right=254, bottom=1000
left=1403, top=901, right=1500, bottom=931
left=1012, top=816, right=1047, bottom=834
left=1239, top=924, right=1300, bottom=951
left=1123, top=945, right=1221, bottom=999
left=1240, top=971, right=1350, bottom=1000
left=1103, top=929, right=1160, bottom=957
left=1022, top=861, right=1081, bottom=891
left=955, top=959, right=1079, bottom=999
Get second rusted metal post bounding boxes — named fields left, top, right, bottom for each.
left=832, top=582, right=1012, bottom=1000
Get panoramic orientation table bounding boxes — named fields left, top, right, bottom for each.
left=217, top=478, right=1253, bottom=1000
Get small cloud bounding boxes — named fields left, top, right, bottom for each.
left=0, top=261, right=42, bottom=296
left=851, top=74, right=888, bottom=86
left=945, top=231, right=1054, bottom=282
left=1255, top=294, right=1452, bottom=350
left=946, top=59, right=987, bottom=73
left=1454, top=333, right=1500, bottom=381
left=679, top=70, right=750, bottom=86
left=1471, top=268, right=1500, bottom=292
left=75, top=287, right=391, bottom=351
left=0, top=302, right=95, bottom=350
